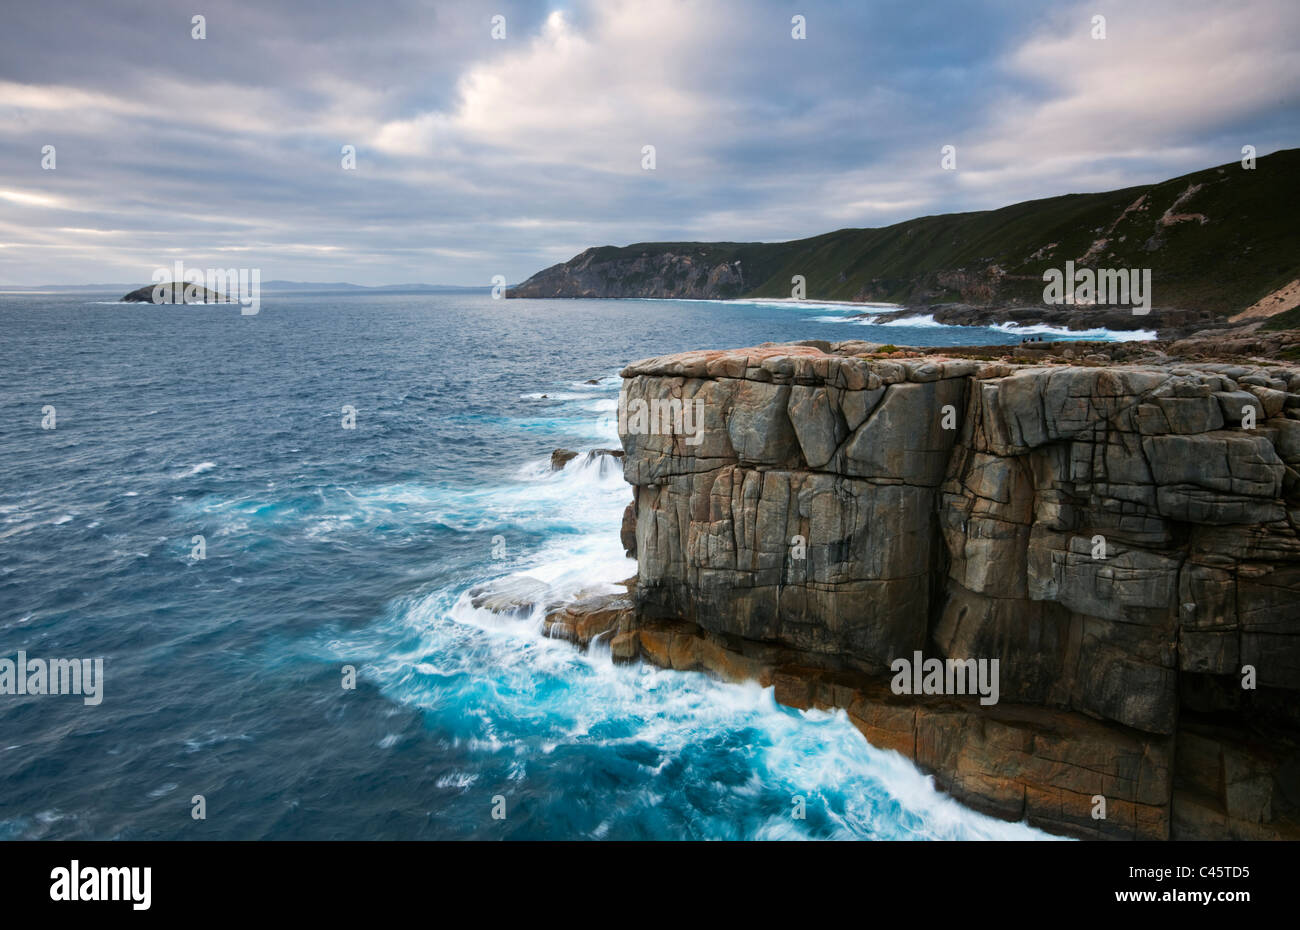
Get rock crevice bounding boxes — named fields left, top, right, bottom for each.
left=597, top=341, right=1300, bottom=839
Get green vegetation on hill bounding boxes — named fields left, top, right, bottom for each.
left=512, top=149, right=1300, bottom=317
left=1261, top=305, right=1300, bottom=332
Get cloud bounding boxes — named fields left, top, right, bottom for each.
left=371, top=2, right=737, bottom=178
left=0, top=189, right=69, bottom=208
left=952, top=0, right=1300, bottom=198
left=0, top=0, right=1295, bottom=285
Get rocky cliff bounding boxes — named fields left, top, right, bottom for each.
left=539, top=340, right=1300, bottom=839
left=506, top=245, right=750, bottom=300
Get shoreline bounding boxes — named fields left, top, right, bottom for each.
left=504, top=294, right=1288, bottom=347
left=484, top=339, right=1300, bottom=840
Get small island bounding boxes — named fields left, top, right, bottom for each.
left=120, top=282, right=233, bottom=304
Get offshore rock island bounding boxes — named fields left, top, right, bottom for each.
left=119, top=282, right=233, bottom=304
left=481, top=338, right=1300, bottom=840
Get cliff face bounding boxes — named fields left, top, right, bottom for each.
left=507, top=245, right=749, bottom=299
left=603, top=342, right=1300, bottom=839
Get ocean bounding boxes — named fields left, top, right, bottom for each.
left=0, top=290, right=1108, bottom=840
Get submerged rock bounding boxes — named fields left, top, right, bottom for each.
left=550, top=448, right=578, bottom=470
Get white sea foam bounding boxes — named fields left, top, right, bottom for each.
left=359, top=580, right=1054, bottom=839
left=622, top=296, right=902, bottom=312
left=814, top=312, right=945, bottom=328
left=174, top=461, right=217, bottom=478
left=285, top=374, right=1056, bottom=840
left=519, top=391, right=593, bottom=401
left=991, top=321, right=1157, bottom=341
left=435, top=772, right=479, bottom=789
left=723, top=298, right=902, bottom=312
left=814, top=311, right=1158, bottom=342
left=813, top=313, right=878, bottom=324
left=879, top=313, right=945, bottom=327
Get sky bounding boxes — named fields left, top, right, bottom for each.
left=1, top=0, right=1297, bottom=286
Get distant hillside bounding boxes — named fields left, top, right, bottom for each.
left=508, top=148, right=1299, bottom=319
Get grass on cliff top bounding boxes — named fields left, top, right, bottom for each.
left=550, top=149, right=1300, bottom=318
left=1260, top=305, right=1300, bottom=332
left=748, top=148, right=1300, bottom=313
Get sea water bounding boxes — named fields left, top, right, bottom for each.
left=0, top=291, right=1101, bottom=839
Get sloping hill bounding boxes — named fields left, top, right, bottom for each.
left=509, top=148, right=1299, bottom=318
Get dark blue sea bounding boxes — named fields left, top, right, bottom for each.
left=0, top=290, right=1123, bottom=840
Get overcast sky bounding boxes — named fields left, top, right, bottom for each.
left=1, top=0, right=1297, bottom=286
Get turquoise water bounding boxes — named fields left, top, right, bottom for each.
left=0, top=291, right=1077, bottom=839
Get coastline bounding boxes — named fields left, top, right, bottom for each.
left=480, top=337, right=1300, bottom=840
left=505, top=294, right=1289, bottom=348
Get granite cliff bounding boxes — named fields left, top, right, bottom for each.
left=522, top=340, right=1300, bottom=840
